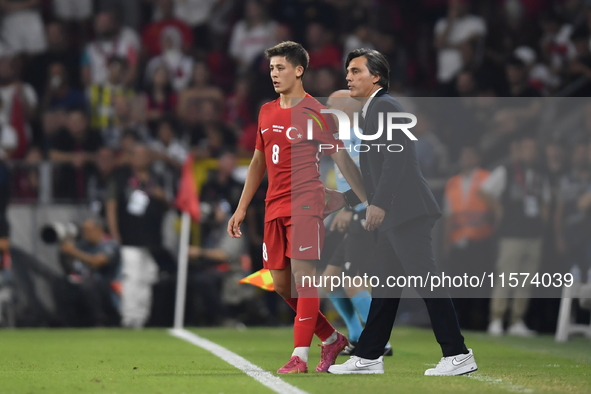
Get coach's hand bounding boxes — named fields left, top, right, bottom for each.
left=330, top=209, right=353, bottom=233
left=323, top=188, right=346, bottom=218
left=364, top=205, right=385, bottom=231
left=227, top=209, right=246, bottom=238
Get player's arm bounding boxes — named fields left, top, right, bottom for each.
left=227, top=149, right=266, bottom=238
left=331, top=150, right=367, bottom=204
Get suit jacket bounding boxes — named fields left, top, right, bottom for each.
left=346, top=89, right=441, bottom=232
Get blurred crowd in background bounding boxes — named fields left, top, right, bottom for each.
left=0, top=0, right=590, bottom=332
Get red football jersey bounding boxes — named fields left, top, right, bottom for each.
left=255, top=94, right=343, bottom=222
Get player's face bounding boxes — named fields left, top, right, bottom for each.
left=346, top=56, right=379, bottom=98
left=269, top=56, right=302, bottom=94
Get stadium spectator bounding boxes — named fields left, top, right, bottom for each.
left=0, top=111, right=14, bottom=269
left=309, top=67, right=339, bottom=99
left=40, top=63, right=87, bottom=112
left=53, top=0, right=93, bottom=22
left=0, top=56, right=37, bottom=159
left=200, top=150, right=242, bottom=213
left=143, top=64, right=178, bottom=133
left=434, top=0, right=487, bottom=90
left=236, top=99, right=267, bottom=158
left=224, top=77, right=252, bottom=131
left=0, top=156, right=9, bottom=269
left=87, top=147, right=117, bottom=218
left=0, top=0, right=47, bottom=55
left=177, top=60, right=224, bottom=122
left=145, top=27, right=194, bottom=92
left=149, top=117, right=186, bottom=200
left=414, top=112, right=449, bottom=179
left=189, top=99, right=236, bottom=160
left=81, top=11, right=140, bottom=87
left=506, top=56, right=542, bottom=97
left=443, top=145, right=494, bottom=329
left=555, top=140, right=591, bottom=272
left=142, top=0, right=194, bottom=59
left=115, top=129, right=141, bottom=168
left=513, top=46, right=560, bottom=95
left=106, top=144, right=168, bottom=328
left=480, top=135, right=551, bottom=337
left=305, top=22, right=342, bottom=72
left=48, top=109, right=103, bottom=200
left=372, top=31, right=409, bottom=92
left=539, top=11, right=576, bottom=87
left=229, top=0, right=278, bottom=73
left=59, top=217, right=121, bottom=326
left=455, top=68, right=478, bottom=97
left=98, top=0, right=142, bottom=31
left=88, top=57, right=136, bottom=134
left=566, top=26, right=591, bottom=97
left=101, top=95, right=149, bottom=150
left=343, top=24, right=374, bottom=61
left=52, top=0, right=93, bottom=47
left=0, top=102, right=17, bottom=160
left=24, top=22, right=82, bottom=97
left=153, top=0, right=217, bottom=50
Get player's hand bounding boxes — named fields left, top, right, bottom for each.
left=228, top=209, right=246, bottom=238
left=323, top=188, right=346, bottom=218
left=330, top=209, right=353, bottom=233
left=364, top=205, right=385, bottom=231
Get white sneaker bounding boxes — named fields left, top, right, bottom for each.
left=487, top=319, right=503, bottom=336
left=424, top=349, right=477, bottom=376
left=328, top=356, right=384, bottom=375
left=507, top=320, right=536, bottom=337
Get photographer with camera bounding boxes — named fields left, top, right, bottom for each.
left=58, top=217, right=121, bottom=327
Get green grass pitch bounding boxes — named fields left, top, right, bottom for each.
left=1, top=327, right=590, bottom=393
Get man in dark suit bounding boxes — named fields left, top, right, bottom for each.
left=327, top=49, right=477, bottom=376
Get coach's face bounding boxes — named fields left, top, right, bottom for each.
left=269, top=56, right=303, bottom=94
left=346, top=56, right=379, bottom=98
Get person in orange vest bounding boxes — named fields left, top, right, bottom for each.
left=443, top=145, right=494, bottom=329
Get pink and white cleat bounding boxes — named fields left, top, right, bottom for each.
left=316, top=332, right=349, bottom=372
left=277, top=356, right=308, bottom=374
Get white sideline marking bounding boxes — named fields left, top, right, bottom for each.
left=468, top=374, right=534, bottom=393
left=169, top=328, right=309, bottom=394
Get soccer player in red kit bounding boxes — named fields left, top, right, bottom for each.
left=228, top=41, right=367, bottom=374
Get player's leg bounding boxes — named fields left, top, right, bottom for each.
left=289, top=216, right=348, bottom=372
left=322, top=241, right=363, bottom=347
left=272, top=266, right=341, bottom=343
left=343, top=211, right=374, bottom=335
left=264, top=218, right=309, bottom=373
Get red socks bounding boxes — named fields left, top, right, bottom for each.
left=285, top=284, right=336, bottom=347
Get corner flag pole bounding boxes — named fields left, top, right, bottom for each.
left=174, top=211, right=191, bottom=329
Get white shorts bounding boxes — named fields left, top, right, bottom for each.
left=53, top=0, right=93, bottom=21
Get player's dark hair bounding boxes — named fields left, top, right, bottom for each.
left=265, top=41, right=309, bottom=77
left=345, top=48, right=390, bottom=90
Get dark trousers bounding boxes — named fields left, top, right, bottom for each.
left=355, top=215, right=468, bottom=359
left=448, top=238, right=494, bottom=330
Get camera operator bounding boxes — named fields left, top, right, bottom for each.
left=59, top=217, right=120, bottom=326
